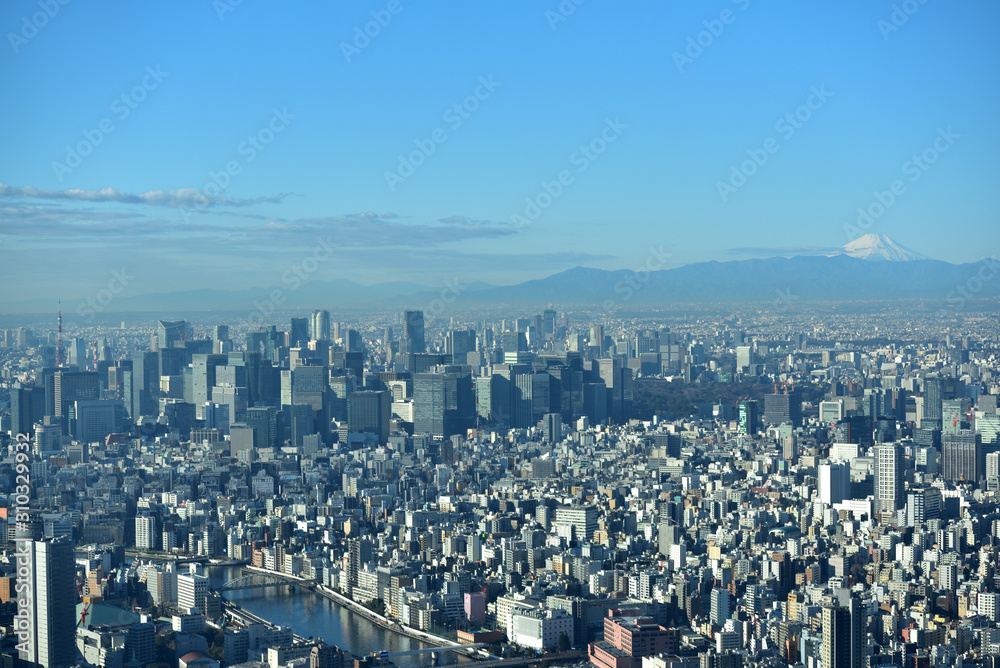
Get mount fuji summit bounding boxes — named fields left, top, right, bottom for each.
left=839, top=233, right=930, bottom=262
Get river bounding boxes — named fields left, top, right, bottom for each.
left=206, top=565, right=467, bottom=667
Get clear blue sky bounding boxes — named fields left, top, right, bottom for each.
left=2, top=1, right=998, bottom=307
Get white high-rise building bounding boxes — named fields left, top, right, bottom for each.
left=819, top=461, right=850, bottom=504
left=177, top=567, right=209, bottom=616
left=135, top=515, right=156, bottom=550
left=873, top=442, right=904, bottom=515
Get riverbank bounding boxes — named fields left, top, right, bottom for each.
left=240, top=566, right=476, bottom=655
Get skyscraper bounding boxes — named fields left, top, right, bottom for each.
left=738, top=400, right=758, bottom=435
left=873, top=442, right=904, bottom=516
left=819, top=461, right=850, bottom=505
left=942, top=430, right=981, bottom=482
left=18, top=535, right=76, bottom=668
left=347, top=391, right=391, bottom=444
left=157, top=319, right=189, bottom=350
left=290, top=317, right=310, bottom=348
left=310, top=309, right=331, bottom=342
left=403, top=310, right=426, bottom=354
left=821, top=602, right=863, bottom=668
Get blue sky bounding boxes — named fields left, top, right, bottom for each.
left=1, top=0, right=998, bottom=308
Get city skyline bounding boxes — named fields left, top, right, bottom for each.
left=2, top=2, right=999, bottom=306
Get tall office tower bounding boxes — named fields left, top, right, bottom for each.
left=923, top=377, right=943, bottom=426
left=18, top=535, right=76, bottom=668
left=502, top=331, right=527, bottom=356
left=446, top=329, right=476, bottom=366
left=130, top=351, right=161, bottom=419
left=764, top=392, right=802, bottom=427
left=403, top=311, right=426, bottom=354
left=344, top=329, right=363, bottom=353
left=942, top=430, right=981, bottom=482
left=12, top=384, right=44, bottom=436
left=821, top=600, right=864, bottom=668
left=157, top=320, right=189, bottom=350
left=68, top=337, right=87, bottom=368
left=310, top=310, right=331, bottom=342
left=212, top=325, right=230, bottom=353
left=475, top=376, right=493, bottom=421
left=942, top=398, right=971, bottom=434
left=598, top=357, right=626, bottom=424
left=246, top=406, right=279, bottom=450
left=347, top=391, right=390, bottom=445
left=819, top=461, right=851, bottom=505
left=192, top=353, right=229, bottom=420
left=873, top=442, right=904, bottom=516
left=413, top=367, right=474, bottom=437
left=542, top=309, right=556, bottom=340
left=290, top=317, right=310, bottom=348
left=735, top=345, right=754, bottom=371
left=738, top=400, right=758, bottom=435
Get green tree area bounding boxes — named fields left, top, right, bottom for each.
left=363, top=598, right=387, bottom=616
left=633, top=379, right=826, bottom=420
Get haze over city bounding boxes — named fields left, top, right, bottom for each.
left=1, top=5, right=1000, bottom=668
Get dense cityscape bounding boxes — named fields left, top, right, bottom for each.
left=1, top=296, right=999, bottom=668
left=3, top=4, right=998, bottom=668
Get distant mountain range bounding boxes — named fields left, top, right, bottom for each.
left=4, top=235, right=996, bottom=314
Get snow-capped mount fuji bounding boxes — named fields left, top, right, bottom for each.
left=838, top=233, right=930, bottom=262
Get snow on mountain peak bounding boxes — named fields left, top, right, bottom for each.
left=840, top=233, right=929, bottom=261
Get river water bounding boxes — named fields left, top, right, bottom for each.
left=206, top=566, right=465, bottom=667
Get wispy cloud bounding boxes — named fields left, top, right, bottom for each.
left=0, top=183, right=289, bottom=208
left=726, top=245, right=839, bottom=257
